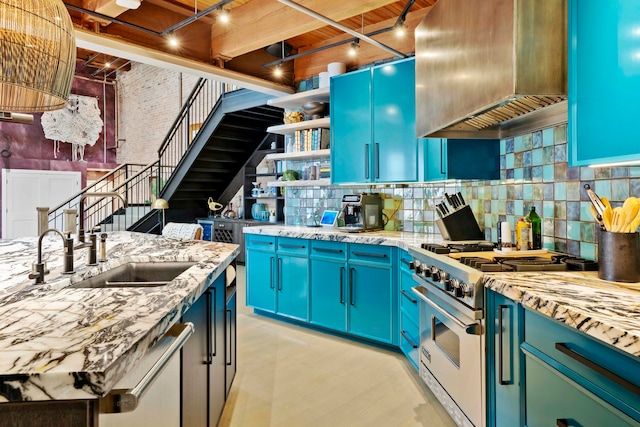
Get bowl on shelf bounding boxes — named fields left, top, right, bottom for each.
left=283, top=110, right=304, bottom=124
left=301, top=102, right=328, bottom=119
left=251, top=203, right=267, bottom=220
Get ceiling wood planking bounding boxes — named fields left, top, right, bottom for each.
left=293, top=7, right=431, bottom=80
left=211, top=0, right=401, bottom=59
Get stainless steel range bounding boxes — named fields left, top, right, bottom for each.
left=408, top=242, right=598, bottom=427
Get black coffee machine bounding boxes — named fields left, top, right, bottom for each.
left=341, top=193, right=383, bottom=231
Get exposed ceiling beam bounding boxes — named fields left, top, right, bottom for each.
left=211, top=0, right=400, bottom=60
left=75, top=28, right=294, bottom=96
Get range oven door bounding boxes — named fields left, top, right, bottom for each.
left=412, top=283, right=485, bottom=427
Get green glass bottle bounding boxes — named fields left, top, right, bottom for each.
left=525, top=206, right=542, bottom=249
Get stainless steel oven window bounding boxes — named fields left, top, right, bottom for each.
left=432, top=314, right=461, bottom=367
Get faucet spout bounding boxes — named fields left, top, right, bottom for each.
left=29, top=228, right=73, bottom=285
left=78, top=192, right=128, bottom=243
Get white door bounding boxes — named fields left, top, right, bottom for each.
left=2, top=169, right=81, bottom=239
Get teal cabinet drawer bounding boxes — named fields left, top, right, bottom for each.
left=310, top=240, right=347, bottom=261
left=245, top=235, right=275, bottom=252
left=524, top=309, right=640, bottom=420
left=348, top=244, right=392, bottom=266
left=400, top=311, right=419, bottom=370
left=524, top=351, right=638, bottom=427
left=277, top=237, right=309, bottom=256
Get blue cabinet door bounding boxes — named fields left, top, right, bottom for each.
left=276, top=255, right=309, bottom=321
left=246, top=249, right=275, bottom=312
left=348, top=264, right=394, bottom=344
left=331, top=68, right=372, bottom=184
left=421, top=138, right=500, bottom=181
left=486, top=290, right=522, bottom=427
left=372, top=59, right=418, bottom=182
left=310, top=258, right=347, bottom=332
left=569, top=0, right=640, bottom=166
left=524, top=352, right=638, bottom=427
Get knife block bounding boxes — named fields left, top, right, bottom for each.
left=435, top=205, right=485, bottom=241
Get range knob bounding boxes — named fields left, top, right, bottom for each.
left=439, top=271, right=449, bottom=283
left=430, top=268, right=441, bottom=282
left=453, top=281, right=463, bottom=297
left=462, top=283, right=474, bottom=298
left=409, top=260, right=419, bottom=270
left=446, top=278, right=459, bottom=292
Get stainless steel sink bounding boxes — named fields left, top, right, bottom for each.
left=69, top=262, right=196, bottom=288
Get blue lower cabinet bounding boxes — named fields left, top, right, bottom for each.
left=399, top=250, right=419, bottom=369
left=276, top=254, right=309, bottom=321
left=486, top=289, right=522, bottom=427
left=245, top=238, right=276, bottom=313
left=524, top=351, right=638, bottom=427
left=310, top=257, right=347, bottom=332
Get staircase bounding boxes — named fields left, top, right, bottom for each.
left=48, top=80, right=284, bottom=236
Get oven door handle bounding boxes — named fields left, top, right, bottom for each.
left=413, top=286, right=483, bottom=335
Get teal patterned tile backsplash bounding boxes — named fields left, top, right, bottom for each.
left=283, top=123, right=640, bottom=259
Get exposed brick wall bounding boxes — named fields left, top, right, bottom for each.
left=116, top=63, right=199, bottom=165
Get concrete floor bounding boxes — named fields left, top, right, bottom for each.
left=218, top=265, right=456, bottom=427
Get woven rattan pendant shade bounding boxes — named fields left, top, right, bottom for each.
left=0, top=0, right=76, bottom=112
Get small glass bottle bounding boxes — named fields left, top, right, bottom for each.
left=516, top=217, right=530, bottom=251
left=525, top=206, right=542, bottom=250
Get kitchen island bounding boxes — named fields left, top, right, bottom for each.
left=0, top=231, right=238, bottom=425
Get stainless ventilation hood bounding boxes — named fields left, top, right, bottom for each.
left=416, top=0, right=567, bottom=139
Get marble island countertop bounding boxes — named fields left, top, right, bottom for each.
left=485, top=271, right=640, bottom=357
left=0, top=231, right=239, bottom=402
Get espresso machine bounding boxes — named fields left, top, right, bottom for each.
left=340, top=193, right=384, bottom=232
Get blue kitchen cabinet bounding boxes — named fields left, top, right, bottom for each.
left=486, top=289, right=522, bottom=427
left=568, top=0, right=640, bottom=166
left=420, top=138, right=500, bottom=181
left=331, top=58, right=417, bottom=184
left=309, top=240, right=348, bottom=332
left=276, top=238, right=309, bottom=321
left=245, top=235, right=276, bottom=312
left=398, top=250, right=419, bottom=370
left=524, top=352, right=638, bottom=427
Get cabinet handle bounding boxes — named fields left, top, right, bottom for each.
left=556, top=420, right=569, bottom=427
left=364, top=144, right=370, bottom=179
left=349, top=267, right=355, bottom=306
left=98, top=322, right=194, bottom=414
left=339, top=266, right=345, bottom=304
left=401, top=289, right=417, bottom=304
left=374, top=142, right=380, bottom=179
left=401, top=330, right=418, bottom=349
left=206, top=290, right=213, bottom=365
left=440, top=138, right=446, bottom=175
left=269, top=257, right=274, bottom=289
left=211, top=287, right=217, bottom=359
left=431, top=315, right=436, bottom=341
left=498, top=304, right=512, bottom=385
left=277, top=258, right=283, bottom=290
left=226, top=308, right=232, bottom=366
left=401, top=258, right=411, bottom=266
left=250, top=240, right=273, bottom=246
left=352, top=251, right=387, bottom=259
left=555, top=342, right=640, bottom=396
left=313, top=247, right=343, bottom=254
left=280, top=243, right=305, bottom=249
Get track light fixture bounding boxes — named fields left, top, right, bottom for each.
left=349, top=39, right=360, bottom=56
left=167, top=34, right=179, bottom=48
left=218, top=8, right=230, bottom=23
left=393, top=20, right=408, bottom=37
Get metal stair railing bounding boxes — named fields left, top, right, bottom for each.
left=47, top=77, right=231, bottom=234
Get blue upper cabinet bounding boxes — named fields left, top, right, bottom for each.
left=568, top=0, right=640, bottom=166
left=331, top=58, right=418, bottom=184
left=420, top=138, right=500, bottom=181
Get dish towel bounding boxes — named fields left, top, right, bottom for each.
left=161, top=223, right=203, bottom=240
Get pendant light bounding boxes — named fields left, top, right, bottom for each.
left=0, top=0, right=76, bottom=112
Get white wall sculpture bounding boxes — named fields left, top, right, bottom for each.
left=41, top=94, right=103, bottom=161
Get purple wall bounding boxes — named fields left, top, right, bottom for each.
left=0, top=70, right=120, bottom=237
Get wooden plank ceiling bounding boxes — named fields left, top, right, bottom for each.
left=65, top=0, right=436, bottom=87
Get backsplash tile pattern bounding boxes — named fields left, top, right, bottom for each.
left=283, top=124, right=640, bottom=259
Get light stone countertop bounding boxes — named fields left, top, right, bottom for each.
left=0, top=231, right=238, bottom=402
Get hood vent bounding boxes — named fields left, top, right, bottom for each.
left=416, top=0, right=567, bottom=139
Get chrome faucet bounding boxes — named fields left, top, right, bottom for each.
left=76, top=192, right=127, bottom=265
left=29, top=228, right=75, bottom=285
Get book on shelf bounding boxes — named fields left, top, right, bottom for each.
left=286, top=128, right=330, bottom=153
